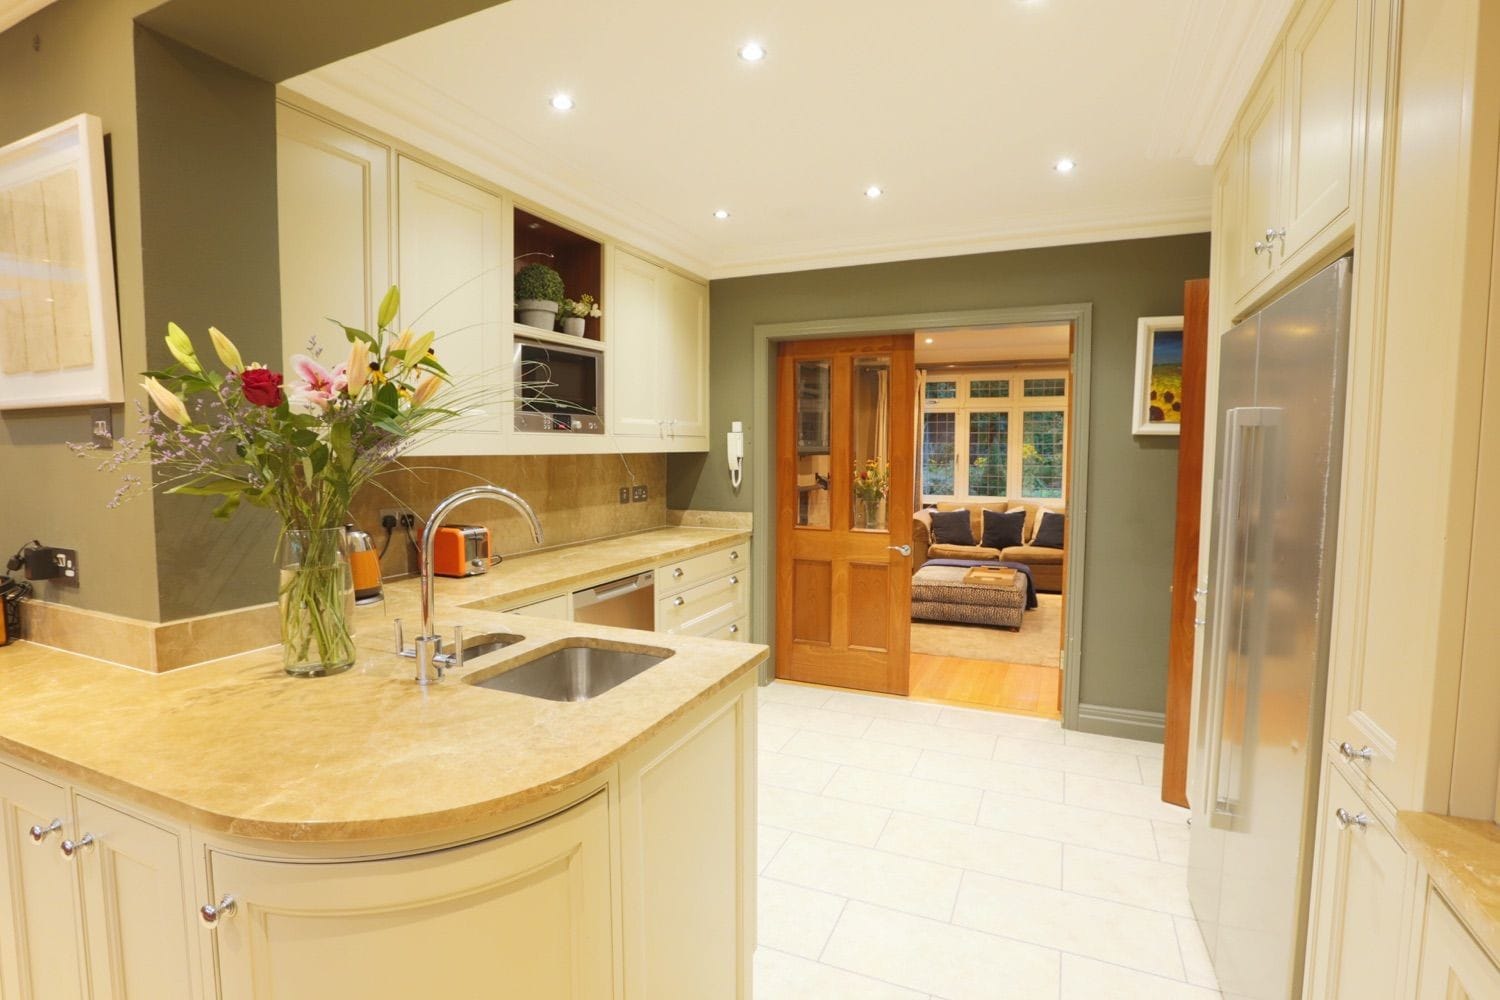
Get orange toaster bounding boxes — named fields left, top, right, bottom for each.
left=432, top=524, right=491, bottom=577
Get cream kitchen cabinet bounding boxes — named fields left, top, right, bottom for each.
left=206, top=791, right=614, bottom=1000
left=0, top=765, right=195, bottom=1000
left=655, top=540, right=750, bottom=638
left=1227, top=53, right=1285, bottom=309
left=1413, top=890, right=1500, bottom=1000
left=610, top=248, right=709, bottom=451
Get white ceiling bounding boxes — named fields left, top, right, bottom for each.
left=289, top=0, right=1238, bottom=279
left=916, top=324, right=1071, bottom=365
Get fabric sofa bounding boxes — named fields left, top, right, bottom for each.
left=912, top=501, right=1066, bottom=593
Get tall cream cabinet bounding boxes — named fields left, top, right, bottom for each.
left=610, top=248, right=710, bottom=448
left=274, top=101, right=711, bottom=456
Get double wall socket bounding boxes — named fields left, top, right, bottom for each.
left=378, top=508, right=418, bottom=530
left=631, top=485, right=648, bottom=503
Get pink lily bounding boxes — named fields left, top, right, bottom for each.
left=288, top=354, right=346, bottom=413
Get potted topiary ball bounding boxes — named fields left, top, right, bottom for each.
left=514, top=263, right=565, bottom=329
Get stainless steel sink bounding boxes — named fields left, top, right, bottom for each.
left=459, top=632, right=524, bottom=659
left=468, top=642, right=670, bottom=702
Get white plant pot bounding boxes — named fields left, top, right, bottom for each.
left=516, top=299, right=559, bottom=329
left=561, top=316, right=586, bottom=336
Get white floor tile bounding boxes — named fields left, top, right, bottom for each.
left=1137, top=754, right=1165, bottom=787
left=913, top=749, right=1066, bottom=803
left=757, top=877, right=847, bottom=959
left=863, top=717, right=999, bottom=759
left=876, top=810, right=1063, bottom=888
left=1175, top=915, right=1220, bottom=989
left=754, top=947, right=927, bottom=1000
left=1064, top=729, right=1165, bottom=758
left=780, top=730, right=923, bottom=775
left=1062, top=845, right=1193, bottom=916
left=759, top=785, right=891, bottom=847
left=954, top=870, right=1185, bottom=980
left=761, top=681, right=835, bottom=708
left=760, top=751, right=840, bottom=794
left=991, top=735, right=1142, bottom=782
left=759, top=825, right=790, bottom=873
left=823, top=765, right=983, bottom=824
left=936, top=705, right=1067, bottom=743
left=760, top=701, right=874, bottom=738
left=765, top=834, right=962, bottom=921
left=759, top=721, right=797, bottom=753
left=823, top=691, right=944, bottom=723
left=821, top=900, right=1062, bottom=1000
left=1153, top=818, right=1192, bottom=865
left=1065, top=774, right=1191, bottom=823
left=1061, top=954, right=1221, bottom=999
left=977, top=790, right=1161, bottom=859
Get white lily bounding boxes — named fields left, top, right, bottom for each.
left=346, top=339, right=370, bottom=395
left=208, top=326, right=242, bottom=371
left=141, top=376, right=191, bottom=426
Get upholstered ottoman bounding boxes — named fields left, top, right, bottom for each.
left=910, top=564, right=1028, bottom=629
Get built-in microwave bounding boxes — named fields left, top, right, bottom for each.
left=513, top=337, right=605, bottom=433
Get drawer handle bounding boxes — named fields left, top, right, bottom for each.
left=672, top=568, right=684, bottom=578
left=1334, top=807, right=1370, bottom=831
left=29, top=819, right=62, bottom=843
left=673, top=596, right=685, bottom=607
left=729, top=575, right=739, bottom=585
left=59, top=833, right=94, bottom=858
left=200, top=895, right=237, bottom=927
left=728, top=624, right=739, bottom=634
left=1338, top=741, right=1375, bottom=762
left=1253, top=239, right=1272, bottom=256
left=730, top=551, right=740, bottom=561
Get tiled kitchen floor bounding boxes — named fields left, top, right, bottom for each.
left=754, top=680, right=1222, bottom=1000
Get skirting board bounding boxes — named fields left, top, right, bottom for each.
left=1076, top=703, right=1166, bottom=743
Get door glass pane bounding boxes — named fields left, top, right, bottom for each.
left=922, top=413, right=956, bottom=497
left=795, top=360, right=831, bottom=528
left=851, top=356, right=892, bottom=530
left=970, top=378, right=1010, bottom=399
left=1021, top=409, right=1065, bottom=498
left=1023, top=377, right=1066, bottom=398
left=968, top=412, right=1008, bottom=497
left=924, top=380, right=957, bottom=402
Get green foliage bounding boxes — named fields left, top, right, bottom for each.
left=514, top=263, right=565, bottom=306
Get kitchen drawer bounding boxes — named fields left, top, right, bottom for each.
left=707, top=616, right=749, bottom=642
left=657, top=573, right=748, bottom=635
left=656, top=543, right=747, bottom=597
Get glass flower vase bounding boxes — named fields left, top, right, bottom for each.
left=278, top=527, right=356, bottom=677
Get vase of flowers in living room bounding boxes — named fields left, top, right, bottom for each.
left=560, top=293, right=602, bottom=336
left=852, top=459, right=890, bottom=530
left=122, top=286, right=461, bottom=677
left=515, top=262, right=565, bottom=330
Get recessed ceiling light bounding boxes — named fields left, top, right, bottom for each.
left=549, top=93, right=575, bottom=111
left=1054, top=158, right=1076, bottom=174
left=924, top=337, right=935, bottom=345
left=713, top=209, right=731, bottom=220
left=865, top=185, right=884, bottom=199
left=738, top=41, right=766, bottom=62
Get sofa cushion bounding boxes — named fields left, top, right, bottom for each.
left=1000, top=544, right=1064, bottom=565
left=928, top=543, right=1004, bottom=561
left=1032, top=509, right=1065, bottom=549
left=929, top=509, right=975, bottom=546
left=935, top=502, right=1006, bottom=546
left=980, top=508, right=1028, bottom=550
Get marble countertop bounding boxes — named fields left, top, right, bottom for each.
left=1398, top=812, right=1500, bottom=961
left=0, top=526, right=763, bottom=844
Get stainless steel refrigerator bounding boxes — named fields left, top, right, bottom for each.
left=1188, top=255, right=1352, bottom=1000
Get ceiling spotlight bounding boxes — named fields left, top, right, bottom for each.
left=738, top=41, right=766, bottom=62
left=924, top=337, right=935, bottom=345
left=713, top=209, right=731, bottom=220
left=549, top=93, right=575, bottom=111
left=1054, top=158, right=1076, bottom=174
left=865, top=185, right=884, bottom=199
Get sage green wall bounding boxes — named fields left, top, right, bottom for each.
left=667, top=234, right=1211, bottom=718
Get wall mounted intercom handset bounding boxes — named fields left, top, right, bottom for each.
left=727, top=421, right=744, bottom=490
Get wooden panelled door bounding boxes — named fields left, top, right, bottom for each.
left=775, top=336, right=916, bottom=694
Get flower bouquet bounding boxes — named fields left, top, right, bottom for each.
left=853, top=460, right=890, bottom=529
left=559, top=293, right=601, bottom=336
left=122, top=286, right=456, bottom=676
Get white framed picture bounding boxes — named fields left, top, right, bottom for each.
left=0, top=114, right=123, bottom=410
left=1133, top=315, right=1185, bottom=436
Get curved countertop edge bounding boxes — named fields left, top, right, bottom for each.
left=1397, top=811, right=1500, bottom=963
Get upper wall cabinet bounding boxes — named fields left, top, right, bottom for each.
left=611, top=249, right=709, bottom=449
left=276, top=107, right=391, bottom=369
left=1225, top=0, right=1363, bottom=316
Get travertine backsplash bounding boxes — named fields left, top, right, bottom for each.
left=349, top=453, right=668, bottom=579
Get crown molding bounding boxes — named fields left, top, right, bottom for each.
left=0, top=0, right=56, bottom=34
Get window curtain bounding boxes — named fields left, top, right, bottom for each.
left=913, top=367, right=926, bottom=510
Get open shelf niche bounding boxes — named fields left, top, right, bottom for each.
left=513, top=207, right=603, bottom=343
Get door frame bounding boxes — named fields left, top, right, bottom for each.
left=750, top=303, right=1094, bottom=730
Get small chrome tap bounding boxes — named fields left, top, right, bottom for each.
left=396, top=485, right=543, bottom=684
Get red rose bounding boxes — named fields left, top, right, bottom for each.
left=240, top=368, right=284, bottom=407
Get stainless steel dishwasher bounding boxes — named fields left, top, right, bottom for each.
left=571, top=571, right=656, bottom=631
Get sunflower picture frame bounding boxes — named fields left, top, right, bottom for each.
left=1132, top=315, right=1184, bottom=436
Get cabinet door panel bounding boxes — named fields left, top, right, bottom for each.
left=611, top=250, right=664, bottom=439
left=1282, top=0, right=1359, bottom=258
left=1231, top=57, right=1285, bottom=310
left=0, top=764, right=84, bottom=1000
left=1415, top=889, right=1500, bottom=999
left=1303, top=762, right=1410, bottom=999
left=660, top=269, right=708, bottom=441
left=75, top=795, right=195, bottom=1000
left=210, top=792, right=613, bottom=1000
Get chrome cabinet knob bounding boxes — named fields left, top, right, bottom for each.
left=1338, top=741, right=1375, bottom=762
left=673, top=596, right=685, bottom=607
left=728, top=624, right=739, bottom=634
left=730, top=551, right=740, bottom=561
left=729, top=575, right=739, bottom=585
left=888, top=544, right=912, bottom=557
left=29, top=819, right=62, bottom=843
left=672, top=568, right=684, bottom=578
left=1335, top=807, right=1370, bottom=831
left=59, top=833, right=94, bottom=857
left=1266, top=226, right=1287, bottom=244
left=1254, top=240, right=1272, bottom=255
left=200, top=895, right=237, bottom=927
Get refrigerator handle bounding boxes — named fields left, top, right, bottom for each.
left=1202, top=408, right=1248, bottom=826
